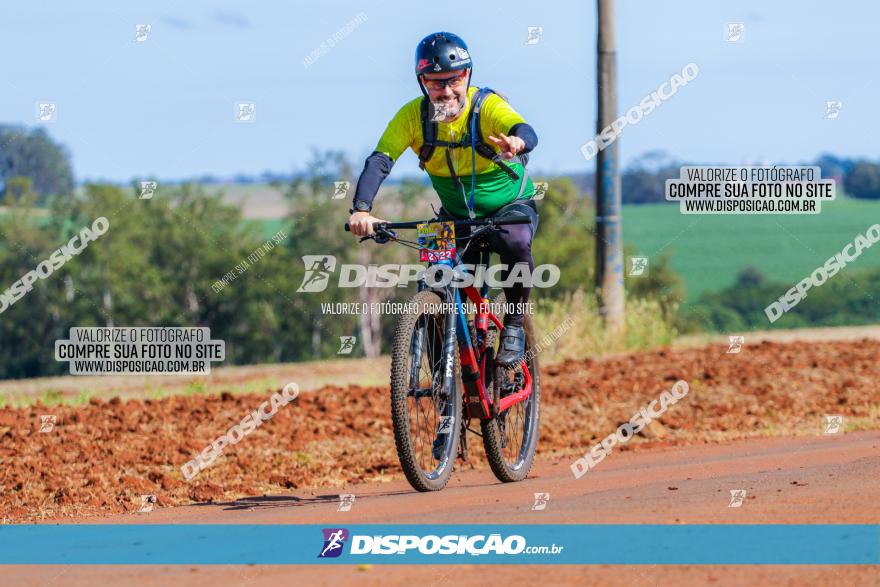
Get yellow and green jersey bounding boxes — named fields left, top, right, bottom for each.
left=374, top=86, right=535, bottom=218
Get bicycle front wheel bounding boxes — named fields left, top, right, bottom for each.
left=390, top=290, right=462, bottom=492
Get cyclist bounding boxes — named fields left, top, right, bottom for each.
left=348, top=32, right=539, bottom=366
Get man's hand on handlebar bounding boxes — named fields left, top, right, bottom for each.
left=348, top=211, right=388, bottom=237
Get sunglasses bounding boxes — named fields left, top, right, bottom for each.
left=421, top=72, right=467, bottom=91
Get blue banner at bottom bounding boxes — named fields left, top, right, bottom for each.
left=0, top=524, right=876, bottom=565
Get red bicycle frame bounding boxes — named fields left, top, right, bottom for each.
left=456, top=284, right=533, bottom=420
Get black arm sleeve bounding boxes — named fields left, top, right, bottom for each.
left=351, top=151, right=394, bottom=212
left=508, top=123, right=538, bottom=155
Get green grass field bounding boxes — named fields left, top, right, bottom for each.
left=246, top=217, right=288, bottom=240
left=622, top=197, right=880, bottom=302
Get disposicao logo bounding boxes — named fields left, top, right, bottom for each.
left=318, top=528, right=349, bottom=558
left=297, top=255, right=560, bottom=292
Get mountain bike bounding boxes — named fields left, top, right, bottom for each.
left=344, top=216, right=541, bottom=491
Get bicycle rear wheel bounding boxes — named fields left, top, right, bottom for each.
left=390, top=290, right=462, bottom=492
left=480, top=293, right=541, bottom=483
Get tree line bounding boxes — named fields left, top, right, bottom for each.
left=0, top=148, right=681, bottom=379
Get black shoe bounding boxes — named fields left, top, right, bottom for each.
left=496, top=325, right=525, bottom=367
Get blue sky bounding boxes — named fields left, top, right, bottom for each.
left=2, top=0, right=877, bottom=182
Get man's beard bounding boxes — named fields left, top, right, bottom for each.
left=430, top=94, right=466, bottom=122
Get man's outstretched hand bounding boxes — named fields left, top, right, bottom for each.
left=348, top=211, right=388, bottom=237
left=488, top=132, right=525, bottom=160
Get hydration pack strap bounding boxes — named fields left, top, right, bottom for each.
left=514, top=156, right=530, bottom=200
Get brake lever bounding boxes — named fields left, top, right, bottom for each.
left=469, top=224, right=493, bottom=239
left=359, top=226, right=397, bottom=245
left=374, top=228, right=397, bottom=244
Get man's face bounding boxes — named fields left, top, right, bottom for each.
left=421, top=69, right=469, bottom=121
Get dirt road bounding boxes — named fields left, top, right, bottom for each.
left=5, top=432, right=879, bottom=586
left=5, top=338, right=879, bottom=523
left=52, top=430, right=878, bottom=526
left=3, top=336, right=879, bottom=585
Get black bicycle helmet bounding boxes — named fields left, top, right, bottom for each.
left=415, top=32, right=472, bottom=75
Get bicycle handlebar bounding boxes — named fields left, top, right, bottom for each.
left=344, top=216, right=531, bottom=232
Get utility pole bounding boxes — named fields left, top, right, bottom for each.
left=595, top=0, right=625, bottom=335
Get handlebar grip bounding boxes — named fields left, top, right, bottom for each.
left=493, top=216, right=533, bottom=226
left=344, top=222, right=384, bottom=232
left=344, top=216, right=531, bottom=231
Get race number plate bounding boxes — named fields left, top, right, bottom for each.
left=417, top=221, right=456, bottom=262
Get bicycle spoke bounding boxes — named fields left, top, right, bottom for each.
left=404, top=308, right=451, bottom=476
